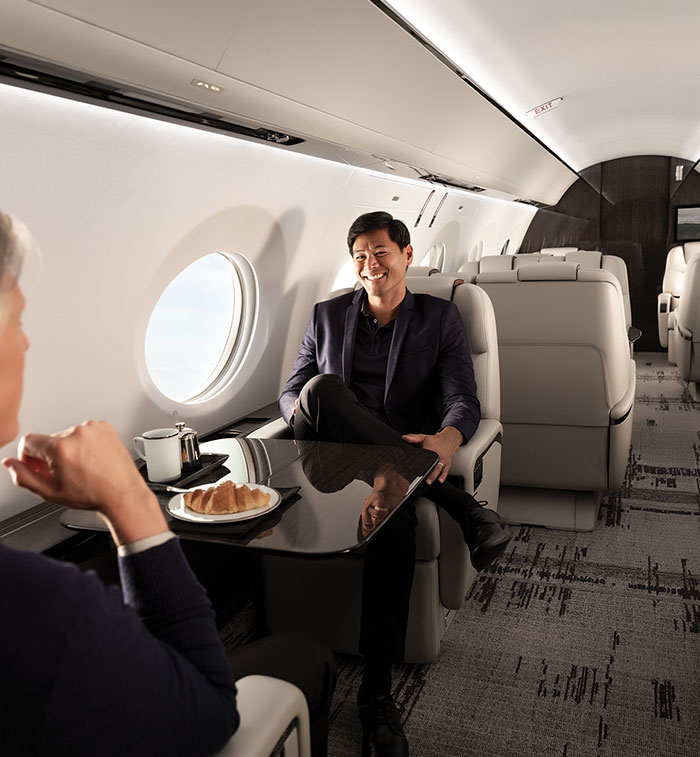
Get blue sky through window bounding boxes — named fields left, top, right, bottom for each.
left=145, top=254, right=235, bottom=401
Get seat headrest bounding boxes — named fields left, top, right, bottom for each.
left=684, top=241, right=700, bottom=261
left=565, top=250, right=602, bottom=268
left=405, top=275, right=459, bottom=301
left=666, top=245, right=687, bottom=272
left=513, top=253, right=564, bottom=267
left=475, top=270, right=519, bottom=285
left=479, top=255, right=515, bottom=273
left=517, top=262, right=579, bottom=281
left=540, top=246, right=578, bottom=254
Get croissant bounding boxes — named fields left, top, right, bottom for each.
left=184, top=480, right=270, bottom=514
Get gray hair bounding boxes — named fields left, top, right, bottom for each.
left=0, top=211, right=27, bottom=292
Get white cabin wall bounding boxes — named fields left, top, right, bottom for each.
left=0, top=81, right=538, bottom=519
left=0, top=82, right=354, bottom=518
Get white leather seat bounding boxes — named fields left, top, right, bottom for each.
left=450, top=253, right=569, bottom=284
left=660, top=246, right=686, bottom=355
left=564, top=251, right=633, bottom=332
left=251, top=276, right=502, bottom=663
left=659, top=242, right=700, bottom=357
left=465, top=251, right=636, bottom=351
left=215, top=675, right=311, bottom=757
left=476, top=262, right=635, bottom=531
left=669, top=254, right=700, bottom=398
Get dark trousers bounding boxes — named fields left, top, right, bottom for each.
left=292, top=373, right=476, bottom=524
left=227, top=631, right=336, bottom=757
left=291, top=374, right=475, bottom=664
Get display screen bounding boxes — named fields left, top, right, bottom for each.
left=675, top=205, right=700, bottom=242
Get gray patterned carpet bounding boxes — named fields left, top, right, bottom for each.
left=325, top=352, right=700, bottom=756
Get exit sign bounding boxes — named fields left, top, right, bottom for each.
left=526, top=98, right=563, bottom=118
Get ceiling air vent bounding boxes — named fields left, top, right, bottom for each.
left=419, top=173, right=485, bottom=193
left=514, top=198, right=547, bottom=208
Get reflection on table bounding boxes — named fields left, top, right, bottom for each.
left=60, top=437, right=437, bottom=557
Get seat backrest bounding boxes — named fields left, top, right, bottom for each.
left=475, top=263, right=630, bottom=489
left=405, top=275, right=500, bottom=422
left=663, top=245, right=687, bottom=297
left=677, top=253, right=700, bottom=337
left=406, top=265, right=436, bottom=276
left=565, top=251, right=632, bottom=328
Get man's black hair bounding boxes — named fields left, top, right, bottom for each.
left=347, top=211, right=411, bottom=254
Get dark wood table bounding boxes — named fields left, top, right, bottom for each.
left=60, top=437, right=437, bottom=557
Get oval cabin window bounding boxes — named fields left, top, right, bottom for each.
left=419, top=242, right=446, bottom=271
left=145, top=252, right=257, bottom=402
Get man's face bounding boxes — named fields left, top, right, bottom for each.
left=0, top=283, right=28, bottom=447
left=352, top=228, right=413, bottom=300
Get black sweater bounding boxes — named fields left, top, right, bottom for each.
left=0, top=537, right=238, bottom=756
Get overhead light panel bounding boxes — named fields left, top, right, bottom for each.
left=190, top=78, right=224, bottom=93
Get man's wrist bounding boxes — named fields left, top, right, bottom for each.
left=100, top=489, right=170, bottom=547
left=439, top=425, right=464, bottom=447
left=117, top=531, right=175, bottom=556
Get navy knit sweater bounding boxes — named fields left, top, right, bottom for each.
left=0, top=538, right=238, bottom=756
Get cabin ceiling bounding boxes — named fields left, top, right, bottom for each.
left=386, top=0, right=700, bottom=172
left=0, top=0, right=577, bottom=206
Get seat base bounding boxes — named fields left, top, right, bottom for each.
left=498, top=486, right=601, bottom=531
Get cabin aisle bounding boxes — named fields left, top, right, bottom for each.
left=327, top=352, right=700, bottom=756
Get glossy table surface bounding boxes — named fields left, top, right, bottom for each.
left=60, top=437, right=437, bottom=557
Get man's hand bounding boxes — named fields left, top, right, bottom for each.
left=2, top=421, right=169, bottom=546
left=402, top=426, right=463, bottom=485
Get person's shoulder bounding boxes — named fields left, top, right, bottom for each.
left=1, top=546, right=107, bottom=652
left=0, top=543, right=115, bottom=614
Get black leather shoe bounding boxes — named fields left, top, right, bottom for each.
left=358, top=694, right=409, bottom=756
left=462, top=502, right=512, bottom=571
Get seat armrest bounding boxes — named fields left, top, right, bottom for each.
left=658, top=292, right=671, bottom=347
left=247, top=416, right=293, bottom=439
left=678, top=322, right=693, bottom=341
left=449, top=418, right=503, bottom=492
left=215, top=675, right=311, bottom=757
left=610, top=359, right=636, bottom=423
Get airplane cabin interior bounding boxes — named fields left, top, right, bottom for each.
left=0, top=1, right=699, bottom=755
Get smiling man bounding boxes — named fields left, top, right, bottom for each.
left=279, top=211, right=511, bottom=757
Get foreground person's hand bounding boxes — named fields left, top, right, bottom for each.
left=2, top=420, right=169, bottom=545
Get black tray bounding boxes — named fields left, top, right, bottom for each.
left=140, top=453, right=229, bottom=489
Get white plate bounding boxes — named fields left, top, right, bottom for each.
left=167, top=482, right=282, bottom=523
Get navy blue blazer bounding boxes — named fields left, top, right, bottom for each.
left=279, top=288, right=480, bottom=443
